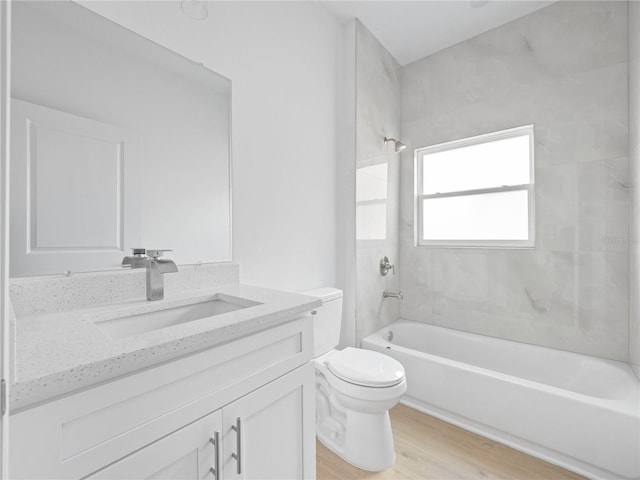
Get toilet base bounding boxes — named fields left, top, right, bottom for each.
left=317, top=409, right=396, bottom=471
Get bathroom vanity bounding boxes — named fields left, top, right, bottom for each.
left=6, top=4, right=319, bottom=478
left=8, top=265, right=320, bottom=479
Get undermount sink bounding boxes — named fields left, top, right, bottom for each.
left=95, top=296, right=261, bottom=339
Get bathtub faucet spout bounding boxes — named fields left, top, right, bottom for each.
left=383, top=290, right=403, bottom=300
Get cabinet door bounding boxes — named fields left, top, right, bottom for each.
left=89, top=410, right=222, bottom=480
left=223, top=363, right=315, bottom=480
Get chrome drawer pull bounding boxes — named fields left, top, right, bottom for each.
left=231, top=417, right=242, bottom=474
left=209, top=430, right=220, bottom=478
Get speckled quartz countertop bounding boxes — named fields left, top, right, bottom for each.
left=11, top=282, right=320, bottom=411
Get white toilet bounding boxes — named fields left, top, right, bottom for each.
left=303, top=287, right=406, bottom=471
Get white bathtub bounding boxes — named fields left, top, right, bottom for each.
left=362, top=320, right=640, bottom=480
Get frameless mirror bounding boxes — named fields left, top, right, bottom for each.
left=10, top=1, right=231, bottom=277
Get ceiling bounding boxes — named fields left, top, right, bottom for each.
left=320, top=1, right=556, bottom=66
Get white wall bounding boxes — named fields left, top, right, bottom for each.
left=0, top=1, right=10, bottom=473
left=630, top=0, right=640, bottom=378
left=82, top=1, right=342, bottom=292
left=336, top=20, right=357, bottom=348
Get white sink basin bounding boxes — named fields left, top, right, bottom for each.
left=95, top=296, right=261, bottom=339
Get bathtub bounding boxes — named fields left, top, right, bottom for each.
left=362, top=320, right=640, bottom=480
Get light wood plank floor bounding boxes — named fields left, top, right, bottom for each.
left=317, top=404, right=586, bottom=480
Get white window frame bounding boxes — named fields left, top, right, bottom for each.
left=415, top=125, right=535, bottom=248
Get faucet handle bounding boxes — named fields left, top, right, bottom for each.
left=131, top=248, right=146, bottom=256
left=379, top=256, right=395, bottom=276
left=146, top=249, right=173, bottom=259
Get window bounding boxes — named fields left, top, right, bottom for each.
left=356, top=163, right=388, bottom=240
left=415, top=125, right=535, bottom=248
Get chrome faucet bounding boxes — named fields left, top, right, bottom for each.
left=121, top=248, right=148, bottom=269
left=383, top=290, right=403, bottom=300
left=145, top=250, right=178, bottom=301
left=122, top=248, right=178, bottom=301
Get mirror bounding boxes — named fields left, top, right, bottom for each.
left=10, top=1, right=231, bottom=277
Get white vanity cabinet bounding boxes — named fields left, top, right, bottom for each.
left=9, top=316, right=315, bottom=480
left=90, top=365, right=312, bottom=480
left=221, top=364, right=311, bottom=480
left=89, top=409, right=223, bottom=479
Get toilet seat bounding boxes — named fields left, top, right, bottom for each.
left=326, top=347, right=405, bottom=387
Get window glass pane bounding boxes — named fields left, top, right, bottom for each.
left=422, top=134, right=530, bottom=194
left=357, top=202, right=387, bottom=240
left=356, top=163, right=388, bottom=202
left=422, top=189, right=529, bottom=241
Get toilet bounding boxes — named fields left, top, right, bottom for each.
left=303, top=287, right=406, bottom=471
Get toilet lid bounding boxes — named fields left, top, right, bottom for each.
left=327, top=348, right=405, bottom=387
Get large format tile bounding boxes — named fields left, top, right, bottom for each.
left=355, top=23, right=402, bottom=343
left=399, top=1, right=629, bottom=361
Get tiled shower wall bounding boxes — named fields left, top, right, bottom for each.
left=399, top=1, right=629, bottom=360
left=355, top=22, right=402, bottom=342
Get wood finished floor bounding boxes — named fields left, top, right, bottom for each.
left=316, top=404, right=586, bottom=480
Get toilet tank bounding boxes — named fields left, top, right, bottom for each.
left=302, top=288, right=343, bottom=356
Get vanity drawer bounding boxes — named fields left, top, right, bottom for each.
left=9, top=316, right=312, bottom=480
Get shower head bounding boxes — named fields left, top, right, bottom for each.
left=384, top=136, right=406, bottom=153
